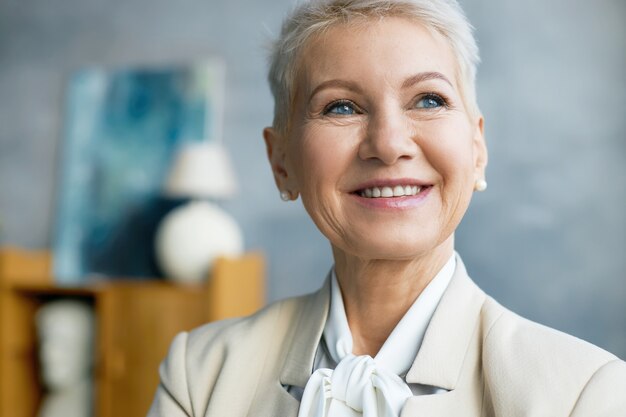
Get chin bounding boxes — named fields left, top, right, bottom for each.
left=342, top=231, right=447, bottom=262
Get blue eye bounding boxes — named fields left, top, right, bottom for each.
left=324, top=101, right=357, bottom=116
left=416, top=94, right=445, bottom=109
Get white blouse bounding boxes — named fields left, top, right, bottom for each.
left=294, top=254, right=456, bottom=417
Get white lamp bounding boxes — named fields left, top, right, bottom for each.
left=155, top=141, right=243, bottom=284
left=163, top=141, right=237, bottom=199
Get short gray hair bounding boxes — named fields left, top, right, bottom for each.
left=267, top=0, right=481, bottom=134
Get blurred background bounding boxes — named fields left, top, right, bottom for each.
left=0, top=0, right=624, bottom=382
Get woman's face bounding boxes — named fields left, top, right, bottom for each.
left=265, top=17, right=487, bottom=261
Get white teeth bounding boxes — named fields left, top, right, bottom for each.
left=359, top=185, right=425, bottom=198
left=393, top=185, right=405, bottom=196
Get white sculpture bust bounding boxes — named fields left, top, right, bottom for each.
left=36, top=300, right=95, bottom=417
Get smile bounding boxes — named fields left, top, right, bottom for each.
left=359, top=185, right=422, bottom=198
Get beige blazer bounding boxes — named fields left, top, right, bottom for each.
left=148, top=260, right=626, bottom=416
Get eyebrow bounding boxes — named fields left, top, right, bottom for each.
left=309, top=71, right=453, bottom=101
left=309, top=79, right=364, bottom=101
left=401, top=71, right=453, bottom=89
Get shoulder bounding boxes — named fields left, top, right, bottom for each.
left=480, top=296, right=617, bottom=369
left=162, top=291, right=310, bottom=374
left=182, top=291, right=307, bottom=362
left=152, top=292, right=311, bottom=415
left=479, top=296, right=626, bottom=415
left=192, top=287, right=315, bottom=344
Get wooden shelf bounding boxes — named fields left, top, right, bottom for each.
left=0, top=247, right=264, bottom=417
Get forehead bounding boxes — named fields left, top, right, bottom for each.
left=296, top=17, right=459, bottom=94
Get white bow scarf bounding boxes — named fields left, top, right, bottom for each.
left=298, top=355, right=412, bottom=417
left=297, top=256, right=456, bottom=417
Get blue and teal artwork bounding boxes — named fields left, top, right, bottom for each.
left=54, top=61, right=225, bottom=284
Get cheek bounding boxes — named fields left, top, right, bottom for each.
left=290, top=127, right=354, bottom=192
left=419, top=120, right=476, bottom=181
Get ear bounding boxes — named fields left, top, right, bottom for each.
left=263, top=127, right=298, bottom=196
left=472, top=115, right=488, bottom=181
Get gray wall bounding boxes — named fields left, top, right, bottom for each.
left=1, top=0, right=624, bottom=358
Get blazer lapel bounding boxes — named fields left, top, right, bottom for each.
left=280, top=276, right=331, bottom=387
left=402, top=256, right=487, bottom=416
left=255, top=275, right=331, bottom=417
left=255, top=382, right=302, bottom=417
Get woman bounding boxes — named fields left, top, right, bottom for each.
left=149, top=0, right=626, bottom=416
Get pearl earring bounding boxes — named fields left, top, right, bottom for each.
left=474, top=179, right=488, bottom=192
left=280, top=190, right=291, bottom=201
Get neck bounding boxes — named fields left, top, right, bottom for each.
left=332, top=238, right=453, bottom=357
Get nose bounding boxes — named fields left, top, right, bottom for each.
left=358, top=106, right=418, bottom=165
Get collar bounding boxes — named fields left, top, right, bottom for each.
left=324, top=254, right=456, bottom=375
left=405, top=255, right=486, bottom=389
left=279, top=254, right=486, bottom=391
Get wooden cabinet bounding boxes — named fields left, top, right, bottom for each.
left=0, top=247, right=264, bottom=417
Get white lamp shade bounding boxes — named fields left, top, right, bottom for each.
left=164, top=142, right=237, bottom=199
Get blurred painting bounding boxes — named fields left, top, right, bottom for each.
left=53, top=60, right=225, bottom=283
